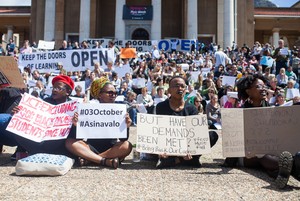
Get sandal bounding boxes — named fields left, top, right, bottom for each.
left=100, top=157, right=119, bottom=169
left=77, top=157, right=90, bottom=167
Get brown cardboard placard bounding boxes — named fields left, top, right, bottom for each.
left=0, top=56, right=26, bottom=89
left=221, top=106, right=300, bottom=157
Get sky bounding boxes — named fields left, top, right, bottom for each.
left=270, top=0, right=299, bottom=7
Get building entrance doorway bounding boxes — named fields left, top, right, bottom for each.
left=131, top=28, right=149, bottom=40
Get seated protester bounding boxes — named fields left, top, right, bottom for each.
left=191, top=94, right=204, bottom=114
left=276, top=68, right=288, bottom=88
left=124, top=91, right=138, bottom=126
left=71, top=85, right=85, bottom=98
left=205, top=94, right=221, bottom=129
left=224, top=92, right=240, bottom=108
left=274, top=93, right=286, bottom=106
left=155, top=76, right=218, bottom=169
left=65, top=77, right=132, bottom=169
left=118, top=82, right=130, bottom=97
left=222, top=73, right=300, bottom=189
left=0, top=87, right=23, bottom=157
left=136, top=87, right=154, bottom=114
left=3, top=75, right=76, bottom=157
left=284, top=79, right=296, bottom=100
left=111, top=72, right=122, bottom=91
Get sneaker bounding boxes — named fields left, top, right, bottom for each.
left=275, top=151, right=293, bottom=189
left=156, top=157, right=176, bottom=169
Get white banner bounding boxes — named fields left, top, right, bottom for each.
left=6, top=93, right=77, bottom=142
left=136, top=113, right=211, bottom=156
left=87, top=38, right=200, bottom=52
left=18, top=48, right=115, bottom=74
left=76, top=103, right=127, bottom=139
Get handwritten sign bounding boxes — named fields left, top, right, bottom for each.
left=6, top=93, right=77, bottom=142
left=76, top=103, right=127, bottom=139
left=37, top=40, right=55, bottom=50
left=136, top=113, right=211, bottom=156
left=0, top=57, right=26, bottom=88
left=221, top=106, right=300, bottom=157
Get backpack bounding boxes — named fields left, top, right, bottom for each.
left=0, top=87, right=22, bottom=113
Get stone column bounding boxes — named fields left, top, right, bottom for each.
left=6, top=26, right=13, bottom=42
left=186, top=0, right=197, bottom=39
left=79, top=0, right=91, bottom=43
left=44, top=0, right=56, bottom=41
left=115, top=0, right=126, bottom=40
left=272, top=28, right=280, bottom=48
left=151, top=0, right=161, bottom=40
left=223, top=0, right=234, bottom=49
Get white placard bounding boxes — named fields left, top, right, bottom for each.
left=6, top=93, right=77, bottom=142
left=136, top=113, right=211, bottom=156
left=114, top=63, right=132, bottom=78
left=132, top=78, right=146, bottom=88
left=280, top=48, right=289, bottom=56
left=76, top=103, right=127, bottom=139
left=37, top=40, right=55, bottom=50
left=222, top=76, right=236, bottom=87
left=286, top=88, right=300, bottom=100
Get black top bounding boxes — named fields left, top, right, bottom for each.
left=156, top=98, right=198, bottom=116
left=242, top=99, right=270, bottom=108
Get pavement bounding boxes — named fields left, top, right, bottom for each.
left=0, top=128, right=299, bottom=201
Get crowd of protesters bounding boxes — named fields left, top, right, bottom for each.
left=0, top=38, right=300, bottom=188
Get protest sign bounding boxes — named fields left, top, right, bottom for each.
left=37, top=40, right=55, bottom=50
left=6, top=93, right=77, bottom=142
left=76, top=103, right=127, bottom=139
left=221, top=106, right=300, bottom=157
left=136, top=113, right=211, bottom=156
left=286, top=88, right=300, bottom=100
left=120, top=48, right=137, bottom=59
left=86, top=38, right=201, bottom=52
left=114, top=63, right=132, bottom=78
left=222, top=76, right=236, bottom=87
left=279, top=48, right=289, bottom=56
left=0, top=57, right=26, bottom=89
left=132, top=78, right=146, bottom=88
left=18, top=48, right=115, bottom=74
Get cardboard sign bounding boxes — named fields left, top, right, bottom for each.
left=120, top=48, right=137, bottom=59
left=132, top=78, right=146, bottom=88
left=76, top=103, right=127, bottom=139
left=6, top=93, right=77, bottom=142
left=0, top=57, right=26, bottom=89
left=221, top=106, right=300, bottom=157
left=136, top=113, right=211, bottom=156
left=18, top=48, right=115, bottom=74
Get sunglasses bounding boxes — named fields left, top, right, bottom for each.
left=102, top=91, right=117, bottom=96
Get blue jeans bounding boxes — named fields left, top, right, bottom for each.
left=0, top=114, right=18, bottom=146
left=129, top=108, right=137, bottom=125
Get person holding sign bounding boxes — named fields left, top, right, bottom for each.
left=223, top=73, right=300, bottom=189
left=12, top=75, right=76, bottom=156
left=65, top=76, right=132, bottom=169
left=155, top=76, right=219, bottom=169
left=273, top=39, right=289, bottom=75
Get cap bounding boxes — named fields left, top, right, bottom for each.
left=52, top=75, right=75, bottom=90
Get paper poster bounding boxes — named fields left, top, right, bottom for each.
left=76, top=103, right=127, bottom=139
left=136, top=113, right=211, bottom=156
left=6, top=93, right=77, bottom=142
